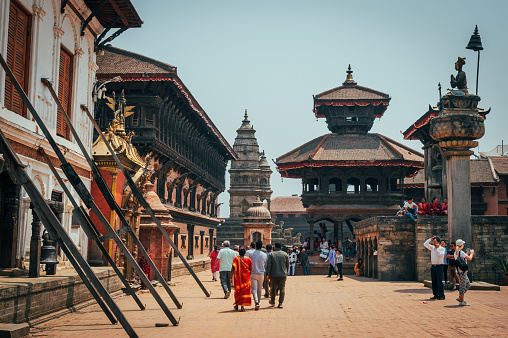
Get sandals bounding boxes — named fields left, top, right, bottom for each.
left=234, top=305, right=238, bottom=311
left=241, top=306, right=245, bottom=312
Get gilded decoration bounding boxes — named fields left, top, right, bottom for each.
left=91, top=90, right=145, bottom=172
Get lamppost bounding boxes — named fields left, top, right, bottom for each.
left=466, top=25, right=483, bottom=95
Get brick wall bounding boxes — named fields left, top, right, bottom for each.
left=0, top=268, right=122, bottom=324
left=356, top=216, right=508, bottom=285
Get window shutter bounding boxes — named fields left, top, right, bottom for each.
left=57, top=48, right=72, bottom=138
left=4, top=1, right=30, bottom=117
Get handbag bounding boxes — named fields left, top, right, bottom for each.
left=455, top=251, right=468, bottom=272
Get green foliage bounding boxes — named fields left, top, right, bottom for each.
left=493, top=258, right=508, bottom=275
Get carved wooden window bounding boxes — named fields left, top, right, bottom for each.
left=260, top=178, right=267, bottom=185
left=347, top=177, right=360, bottom=194
left=180, top=235, right=187, bottom=249
left=329, top=178, right=342, bottom=192
left=365, top=177, right=378, bottom=192
left=205, top=237, right=209, bottom=248
left=252, top=232, right=261, bottom=243
left=195, top=236, right=199, bottom=248
left=4, top=1, right=31, bottom=117
left=57, top=47, right=73, bottom=139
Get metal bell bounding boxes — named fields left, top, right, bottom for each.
left=40, top=230, right=58, bottom=275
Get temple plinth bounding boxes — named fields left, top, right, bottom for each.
left=429, top=92, right=486, bottom=246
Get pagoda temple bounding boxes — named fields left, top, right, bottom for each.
left=276, top=66, right=424, bottom=247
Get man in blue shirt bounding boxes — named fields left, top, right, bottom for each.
left=325, top=245, right=336, bottom=277
left=216, top=240, right=238, bottom=299
left=249, top=241, right=267, bottom=310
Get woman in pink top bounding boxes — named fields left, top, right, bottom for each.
left=209, top=245, right=220, bottom=281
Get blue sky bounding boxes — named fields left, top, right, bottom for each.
left=113, top=0, right=508, bottom=217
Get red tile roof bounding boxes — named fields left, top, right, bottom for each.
left=404, top=159, right=498, bottom=187
left=315, top=84, right=389, bottom=101
left=97, top=46, right=176, bottom=75
left=277, top=133, right=423, bottom=164
left=489, top=156, right=508, bottom=176
left=269, top=196, right=306, bottom=213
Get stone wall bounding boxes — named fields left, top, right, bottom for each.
left=0, top=267, right=122, bottom=324
left=355, top=216, right=508, bottom=285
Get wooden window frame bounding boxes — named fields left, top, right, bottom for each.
left=57, top=46, right=73, bottom=139
left=4, top=0, right=31, bottom=117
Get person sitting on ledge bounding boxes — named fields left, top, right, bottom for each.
left=404, top=197, right=418, bottom=223
left=441, top=198, right=448, bottom=215
left=354, top=258, right=365, bottom=276
left=417, top=197, right=429, bottom=215
left=429, top=197, right=442, bottom=215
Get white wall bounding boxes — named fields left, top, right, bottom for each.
left=0, top=0, right=105, bottom=264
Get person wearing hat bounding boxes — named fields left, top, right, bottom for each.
left=454, top=239, right=474, bottom=306
left=423, top=236, right=446, bottom=300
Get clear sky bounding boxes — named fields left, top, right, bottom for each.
left=113, top=0, right=508, bottom=217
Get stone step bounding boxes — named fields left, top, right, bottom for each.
left=0, top=323, right=30, bottom=337
left=423, top=280, right=500, bottom=291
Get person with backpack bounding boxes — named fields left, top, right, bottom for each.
left=454, top=239, right=474, bottom=306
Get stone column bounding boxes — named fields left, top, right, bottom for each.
left=430, top=92, right=485, bottom=247
left=29, top=203, right=42, bottom=278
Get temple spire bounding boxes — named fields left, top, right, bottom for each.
left=343, top=64, right=357, bottom=85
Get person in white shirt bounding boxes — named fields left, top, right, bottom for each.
left=423, top=236, right=446, bottom=300
left=245, top=242, right=256, bottom=257
left=404, top=197, right=419, bottom=223
left=288, top=248, right=297, bottom=276
left=216, top=241, right=239, bottom=299
left=454, top=239, right=474, bottom=306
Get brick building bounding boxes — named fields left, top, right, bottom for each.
left=94, top=46, right=236, bottom=275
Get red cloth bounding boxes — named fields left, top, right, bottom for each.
left=139, top=253, right=152, bottom=289
left=417, top=202, right=429, bottom=215
left=232, top=256, right=252, bottom=307
left=209, top=249, right=219, bottom=273
left=429, top=203, right=442, bottom=215
left=441, top=202, right=448, bottom=214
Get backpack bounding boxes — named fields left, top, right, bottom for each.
left=455, top=252, right=468, bottom=272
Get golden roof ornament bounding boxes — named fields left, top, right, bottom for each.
left=91, top=90, right=145, bottom=172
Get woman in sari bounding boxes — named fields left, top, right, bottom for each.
left=208, top=245, right=220, bottom=281
left=354, top=258, right=365, bottom=276
left=230, top=247, right=252, bottom=311
left=139, top=248, right=152, bottom=289
left=429, top=197, right=442, bottom=215
left=417, top=197, right=429, bottom=215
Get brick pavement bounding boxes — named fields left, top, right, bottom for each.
left=30, top=271, right=508, bottom=337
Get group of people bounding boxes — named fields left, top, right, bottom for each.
left=305, top=237, right=356, bottom=262
left=209, top=240, right=289, bottom=311
left=324, top=245, right=365, bottom=280
left=397, top=197, right=449, bottom=222
left=424, top=236, right=474, bottom=306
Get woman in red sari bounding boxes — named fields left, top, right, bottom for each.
left=441, top=198, right=448, bottom=215
left=208, top=245, right=220, bottom=281
left=417, top=197, right=429, bottom=215
left=429, top=197, right=442, bottom=215
left=230, top=247, right=252, bottom=311
left=139, top=248, right=152, bottom=289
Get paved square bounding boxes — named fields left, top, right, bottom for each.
left=31, top=271, right=508, bottom=337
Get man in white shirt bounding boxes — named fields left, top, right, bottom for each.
left=216, top=240, right=239, bottom=299
left=288, top=248, right=297, bottom=276
left=245, top=242, right=256, bottom=257
left=424, top=236, right=446, bottom=300
left=249, top=241, right=267, bottom=310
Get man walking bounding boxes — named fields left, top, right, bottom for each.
left=245, top=242, right=256, bottom=257
left=263, top=244, right=273, bottom=297
left=266, top=242, right=289, bottom=308
left=325, top=245, right=336, bottom=277
left=249, top=241, right=267, bottom=310
left=216, top=240, right=238, bottom=299
left=288, top=247, right=297, bottom=276
left=300, top=248, right=310, bottom=275
left=423, top=236, right=446, bottom=300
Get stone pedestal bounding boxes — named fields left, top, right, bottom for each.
left=429, top=92, right=485, bottom=246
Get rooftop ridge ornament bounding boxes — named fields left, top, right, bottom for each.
left=343, top=64, right=357, bottom=85
left=466, top=25, right=483, bottom=95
